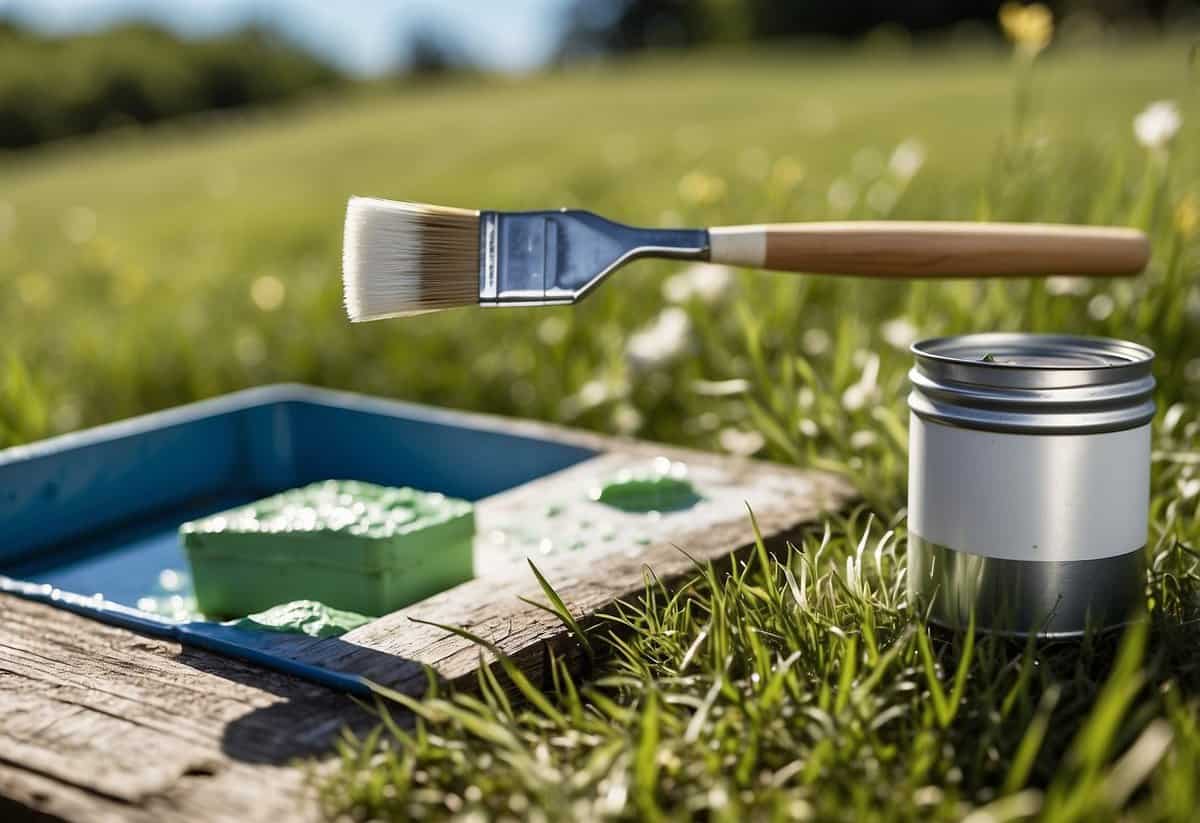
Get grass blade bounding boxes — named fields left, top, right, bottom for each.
left=634, top=687, right=663, bottom=822
left=409, top=615, right=566, bottom=727
left=1004, top=684, right=1061, bottom=793
left=521, top=558, right=595, bottom=662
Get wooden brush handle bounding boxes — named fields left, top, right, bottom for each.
left=708, top=222, right=1149, bottom=277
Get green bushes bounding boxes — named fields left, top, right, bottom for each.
left=0, top=23, right=342, bottom=148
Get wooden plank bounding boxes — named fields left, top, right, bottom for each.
left=0, top=594, right=365, bottom=821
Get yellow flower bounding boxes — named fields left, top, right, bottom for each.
left=771, top=156, right=806, bottom=188
left=1176, top=194, right=1199, bottom=239
left=250, top=274, right=286, bottom=311
left=111, top=266, right=148, bottom=306
left=999, top=2, right=1053, bottom=56
left=678, top=171, right=727, bottom=206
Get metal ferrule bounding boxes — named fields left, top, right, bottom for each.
left=907, top=333, right=1155, bottom=636
left=478, top=210, right=709, bottom=306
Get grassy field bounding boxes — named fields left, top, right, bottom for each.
left=4, top=32, right=1200, bottom=821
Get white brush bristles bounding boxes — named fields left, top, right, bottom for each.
left=342, top=197, right=480, bottom=321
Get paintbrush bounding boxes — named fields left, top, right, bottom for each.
left=341, top=197, right=1150, bottom=321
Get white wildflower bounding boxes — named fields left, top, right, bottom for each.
left=1134, top=100, right=1181, bottom=151
left=718, top=428, right=765, bottom=456
left=537, top=316, right=569, bottom=345
left=889, top=139, right=926, bottom=181
left=662, top=278, right=691, bottom=304
left=880, top=317, right=918, bottom=349
left=612, top=404, right=643, bottom=435
left=559, top=376, right=623, bottom=420
left=578, top=379, right=609, bottom=408
left=662, top=263, right=735, bottom=304
left=913, top=786, right=945, bottom=807
left=1162, top=403, right=1185, bottom=434
left=842, top=384, right=868, bottom=411
left=841, top=352, right=880, bottom=411
left=1087, top=293, right=1114, bottom=321
left=250, top=275, right=286, bottom=311
left=661, top=275, right=692, bottom=304
left=1046, top=276, right=1090, bottom=296
left=691, top=378, right=750, bottom=397
left=802, top=328, right=830, bottom=355
left=849, top=430, right=878, bottom=450
left=626, top=307, right=692, bottom=370
left=798, top=419, right=820, bottom=438
left=1180, top=478, right=1200, bottom=500
left=690, top=264, right=734, bottom=301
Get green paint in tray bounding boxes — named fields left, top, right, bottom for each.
left=229, top=599, right=373, bottom=638
left=181, top=480, right=474, bottom=619
left=590, top=460, right=702, bottom=513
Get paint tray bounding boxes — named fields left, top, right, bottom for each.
left=0, top=385, right=595, bottom=694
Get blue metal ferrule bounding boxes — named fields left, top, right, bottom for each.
left=479, top=209, right=709, bottom=306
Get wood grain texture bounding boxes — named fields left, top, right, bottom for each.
left=709, top=222, right=1149, bottom=277
left=0, top=593, right=365, bottom=822
left=0, top=423, right=855, bottom=821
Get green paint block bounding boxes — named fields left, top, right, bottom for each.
left=181, top=480, right=474, bottom=619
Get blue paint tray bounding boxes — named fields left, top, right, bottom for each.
left=0, top=385, right=596, bottom=694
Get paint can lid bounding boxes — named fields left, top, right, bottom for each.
left=909, top=334, right=1155, bottom=433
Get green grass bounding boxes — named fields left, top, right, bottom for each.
left=3, top=33, right=1200, bottom=821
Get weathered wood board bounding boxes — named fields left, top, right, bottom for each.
left=0, top=406, right=854, bottom=821
left=0, top=592, right=353, bottom=822
left=285, top=442, right=855, bottom=695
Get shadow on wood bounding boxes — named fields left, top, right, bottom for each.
left=169, top=643, right=415, bottom=767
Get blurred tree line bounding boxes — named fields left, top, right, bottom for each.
left=557, top=0, right=1181, bottom=55
left=0, top=21, right=341, bottom=149
left=0, top=1, right=1184, bottom=149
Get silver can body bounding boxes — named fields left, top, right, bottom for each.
left=907, top=334, right=1155, bottom=636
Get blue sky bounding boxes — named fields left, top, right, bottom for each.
left=0, top=0, right=575, bottom=75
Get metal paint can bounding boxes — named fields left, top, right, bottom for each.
left=907, top=333, right=1155, bottom=637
